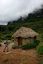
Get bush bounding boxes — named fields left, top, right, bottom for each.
left=12, top=44, right=18, bottom=49
left=31, top=40, right=40, bottom=48
left=37, top=45, right=43, bottom=55
left=22, top=43, right=32, bottom=50
left=12, top=44, right=16, bottom=49
left=21, top=40, right=40, bottom=50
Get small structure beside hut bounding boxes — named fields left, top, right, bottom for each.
left=12, top=27, right=39, bottom=46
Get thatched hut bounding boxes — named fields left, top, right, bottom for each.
left=12, top=27, right=39, bottom=46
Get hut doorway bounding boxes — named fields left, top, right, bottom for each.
left=17, top=37, right=22, bottom=46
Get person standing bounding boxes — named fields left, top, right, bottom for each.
left=3, top=40, right=9, bottom=52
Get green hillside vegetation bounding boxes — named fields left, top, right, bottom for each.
left=0, top=8, right=43, bottom=43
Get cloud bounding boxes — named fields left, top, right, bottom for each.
left=0, top=0, right=43, bottom=25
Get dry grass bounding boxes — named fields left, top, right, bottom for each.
left=13, top=27, right=38, bottom=38
left=0, top=48, right=39, bottom=64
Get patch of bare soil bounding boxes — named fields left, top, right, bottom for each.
left=0, top=48, right=39, bottom=64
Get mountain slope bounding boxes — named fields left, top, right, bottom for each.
left=0, top=8, right=43, bottom=41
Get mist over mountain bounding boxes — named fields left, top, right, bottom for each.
left=0, top=0, right=43, bottom=25
left=8, top=8, right=43, bottom=24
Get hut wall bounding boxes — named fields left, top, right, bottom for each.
left=14, top=38, right=18, bottom=46
left=22, top=38, right=32, bottom=45
left=14, top=38, right=35, bottom=46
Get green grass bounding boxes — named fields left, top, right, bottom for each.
left=37, top=45, right=43, bottom=55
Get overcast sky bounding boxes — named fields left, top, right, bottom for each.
left=0, top=0, right=43, bottom=25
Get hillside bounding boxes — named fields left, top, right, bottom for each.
left=7, top=8, right=43, bottom=33
left=0, top=8, right=43, bottom=42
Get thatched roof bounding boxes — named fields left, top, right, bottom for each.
left=12, top=27, right=38, bottom=38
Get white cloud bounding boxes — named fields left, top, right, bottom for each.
left=0, top=0, right=43, bottom=25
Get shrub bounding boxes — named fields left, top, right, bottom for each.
left=12, top=44, right=16, bottom=49
left=12, top=44, right=18, bottom=49
left=31, top=40, right=40, bottom=48
left=22, top=43, right=32, bottom=50
left=37, top=45, right=43, bottom=55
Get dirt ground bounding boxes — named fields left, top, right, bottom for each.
left=0, top=43, right=39, bottom=64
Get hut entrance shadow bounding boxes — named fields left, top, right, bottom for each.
left=17, top=37, right=22, bottom=46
